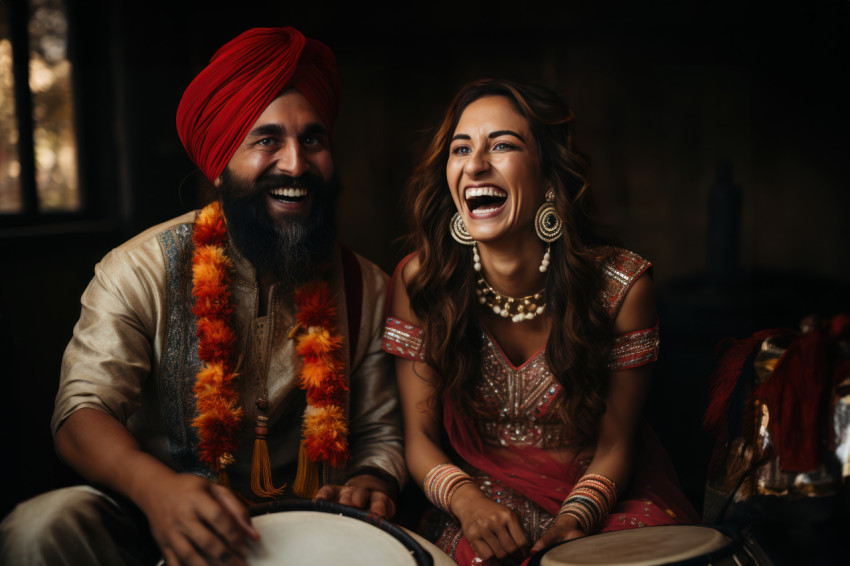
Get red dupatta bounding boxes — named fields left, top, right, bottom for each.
left=442, top=394, right=699, bottom=525
left=443, top=393, right=582, bottom=517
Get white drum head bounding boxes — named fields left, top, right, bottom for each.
left=540, top=525, right=733, bottom=566
left=248, top=510, right=418, bottom=566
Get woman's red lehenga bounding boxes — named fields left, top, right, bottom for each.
left=383, top=248, right=699, bottom=565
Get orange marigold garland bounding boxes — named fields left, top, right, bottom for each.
left=191, top=202, right=242, bottom=478
left=292, top=281, right=349, bottom=495
left=190, top=203, right=349, bottom=495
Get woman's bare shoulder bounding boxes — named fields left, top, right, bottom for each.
left=389, top=252, right=424, bottom=325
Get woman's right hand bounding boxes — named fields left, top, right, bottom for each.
left=450, top=483, right=530, bottom=562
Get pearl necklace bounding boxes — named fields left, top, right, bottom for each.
left=475, top=273, right=546, bottom=322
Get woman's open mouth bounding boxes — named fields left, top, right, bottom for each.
left=465, top=186, right=507, bottom=216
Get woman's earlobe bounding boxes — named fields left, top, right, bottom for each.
left=214, top=176, right=223, bottom=188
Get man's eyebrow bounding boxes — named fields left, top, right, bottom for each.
left=246, top=124, right=284, bottom=138
left=488, top=130, right=525, bottom=142
left=301, top=122, right=329, bottom=137
left=245, top=122, right=328, bottom=140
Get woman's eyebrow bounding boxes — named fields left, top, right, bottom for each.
left=488, top=129, right=524, bottom=141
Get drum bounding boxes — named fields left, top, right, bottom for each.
left=401, top=526, right=459, bottom=566
left=247, top=499, right=453, bottom=566
left=529, top=525, right=755, bottom=566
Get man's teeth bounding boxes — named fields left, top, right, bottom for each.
left=270, top=187, right=307, bottom=198
left=465, top=187, right=506, bottom=199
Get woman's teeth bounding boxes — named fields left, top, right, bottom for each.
left=465, top=187, right=506, bottom=199
left=465, top=186, right=507, bottom=213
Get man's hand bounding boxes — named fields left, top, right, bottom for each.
left=137, top=473, right=259, bottom=566
left=314, top=474, right=396, bottom=518
left=54, top=409, right=259, bottom=565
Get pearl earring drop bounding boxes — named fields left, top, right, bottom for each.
left=539, top=245, right=551, bottom=273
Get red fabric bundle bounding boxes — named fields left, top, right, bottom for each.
left=705, top=315, right=850, bottom=474
left=703, top=328, right=782, bottom=435
left=754, top=314, right=850, bottom=472
left=176, top=26, right=341, bottom=182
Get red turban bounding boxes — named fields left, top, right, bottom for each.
left=176, top=27, right=341, bottom=182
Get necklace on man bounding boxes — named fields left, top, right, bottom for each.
left=250, top=315, right=286, bottom=498
left=475, top=273, right=546, bottom=322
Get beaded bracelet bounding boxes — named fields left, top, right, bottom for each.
left=557, top=473, right=618, bottom=533
left=558, top=502, right=591, bottom=532
left=581, top=475, right=617, bottom=505
left=423, top=463, right=475, bottom=515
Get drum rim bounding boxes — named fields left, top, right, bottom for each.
left=249, top=499, right=433, bottom=566
left=526, top=525, right=746, bottom=566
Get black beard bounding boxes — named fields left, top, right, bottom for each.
left=219, top=169, right=338, bottom=289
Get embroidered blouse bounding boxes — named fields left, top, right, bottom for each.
left=382, top=247, right=659, bottom=450
left=383, top=247, right=658, bottom=369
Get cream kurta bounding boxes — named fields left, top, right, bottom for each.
left=53, top=210, right=405, bottom=499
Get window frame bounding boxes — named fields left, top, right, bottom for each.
left=0, top=0, right=111, bottom=235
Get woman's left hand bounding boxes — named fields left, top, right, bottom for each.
left=530, top=514, right=587, bottom=555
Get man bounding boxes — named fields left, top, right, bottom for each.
left=0, top=27, right=405, bottom=566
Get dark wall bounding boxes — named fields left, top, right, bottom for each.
left=2, top=0, right=848, bottom=518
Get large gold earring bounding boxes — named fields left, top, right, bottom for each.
left=534, top=190, right=562, bottom=243
left=535, top=189, right=561, bottom=273
left=449, top=212, right=476, bottom=246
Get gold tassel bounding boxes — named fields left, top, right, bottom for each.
left=216, top=453, right=235, bottom=487
left=292, top=440, right=320, bottom=498
left=250, top=416, right=286, bottom=498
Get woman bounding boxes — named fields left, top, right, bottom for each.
left=383, top=79, right=698, bottom=565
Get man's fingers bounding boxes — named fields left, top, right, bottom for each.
left=367, top=491, right=395, bottom=518
left=194, top=491, right=247, bottom=553
left=210, top=484, right=259, bottom=541
left=342, top=486, right=371, bottom=509
left=181, top=504, right=244, bottom=565
left=314, top=481, right=396, bottom=518
left=314, top=484, right=341, bottom=501
left=188, top=487, right=253, bottom=565
left=192, top=528, right=244, bottom=566
left=161, top=547, right=179, bottom=566
left=166, top=534, right=209, bottom=566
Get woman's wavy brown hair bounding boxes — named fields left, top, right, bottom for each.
left=403, top=78, right=613, bottom=450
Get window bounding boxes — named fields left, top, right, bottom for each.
left=0, top=0, right=78, bottom=216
